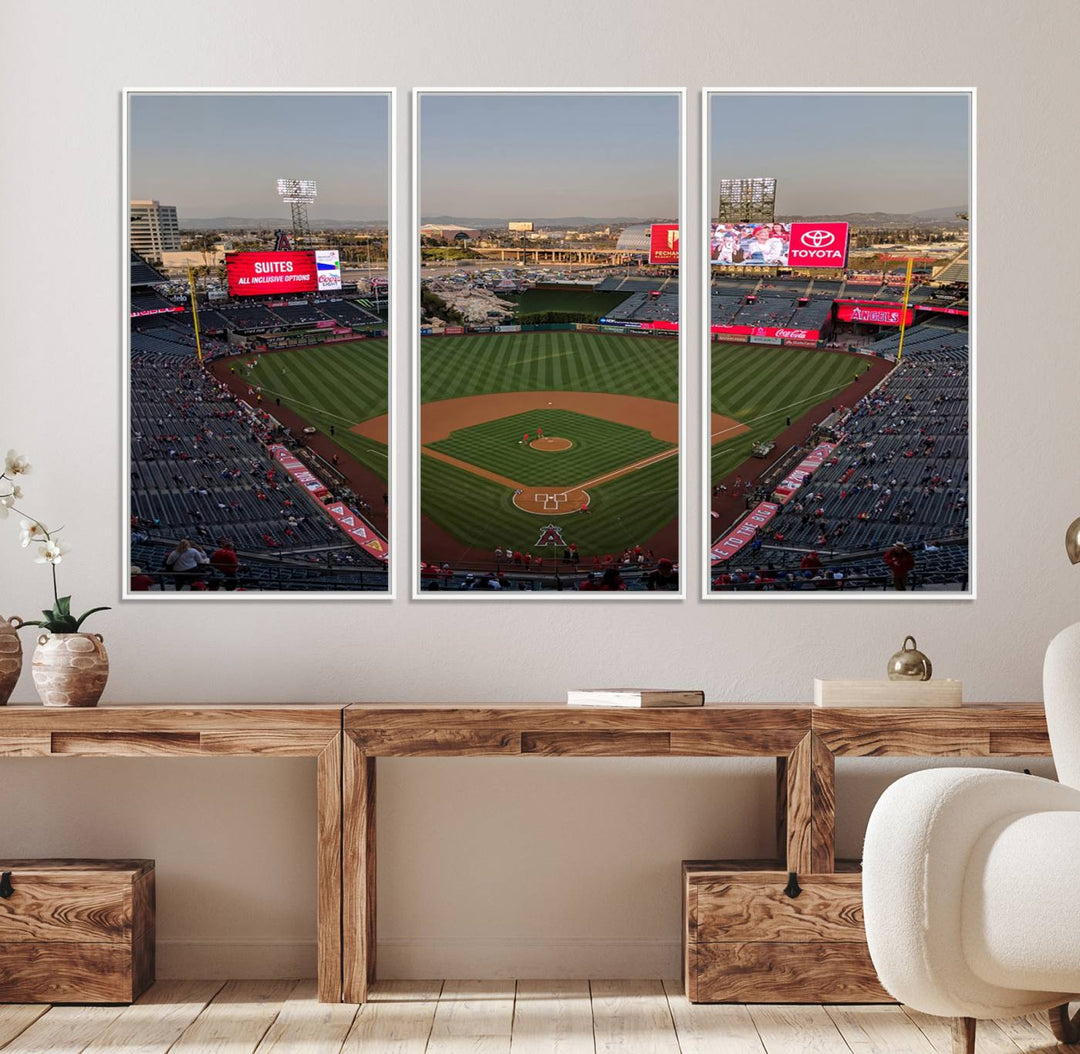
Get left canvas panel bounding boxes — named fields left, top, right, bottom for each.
left=124, top=91, right=392, bottom=597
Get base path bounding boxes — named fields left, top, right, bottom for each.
left=356, top=390, right=681, bottom=445
left=407, top=389, right=693, bottom=566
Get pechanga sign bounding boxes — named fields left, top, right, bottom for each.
left=649, top=223, right=679, bottom=265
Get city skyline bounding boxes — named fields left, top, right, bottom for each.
left=710, top=92, right=970, bottom=218
left=129, top=93, right=390, bottom=221
left=420, top=93, right=680, bottom=220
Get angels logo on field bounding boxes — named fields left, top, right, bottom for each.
left=535, top=523, right=567, bottom=547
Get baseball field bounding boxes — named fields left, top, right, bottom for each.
left=230, top=338, right=390, bottom=479
left=506, top=287, right=632, bottom=319
left=710, top=342, right=876, bottom=485
left=417, top=331, right=680, bottom=562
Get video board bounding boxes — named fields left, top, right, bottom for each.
left=225, top=250, right=341, bottom=297
left=710, top=222, right=848, bottom=268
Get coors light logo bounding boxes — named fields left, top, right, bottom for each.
left=788, top=222, right=849, bottom=268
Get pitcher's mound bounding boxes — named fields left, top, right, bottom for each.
left=512, top=487, right=590, bottom=515
left=530, top=436, right=573, bottom=451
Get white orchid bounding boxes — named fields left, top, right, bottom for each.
left=4, top=449, right=31, bottom=476
left=19, top=518, right=48, bottom=547
left=0, top=481, right=21, bottom=518
left=35, top=539, right=70, bottom=565
left=4, top=445, right=107, bottom=633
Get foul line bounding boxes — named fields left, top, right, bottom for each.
left=234, top=377, right=388, bottom=456
left=711, top=379, right=865, bottom=441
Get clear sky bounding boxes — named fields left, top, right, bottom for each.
left=420, top=93, right=679, bottom=220
left=710, top=93, right=970, bottom=217
left=129, top=93, right=390, bottom=221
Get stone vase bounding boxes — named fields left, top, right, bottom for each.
left=32, top=632, right=109, bottom=708
left=0, top=616, right=23, bottom=704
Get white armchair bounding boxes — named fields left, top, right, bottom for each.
left=862, top=622, right=1080, bottom=1053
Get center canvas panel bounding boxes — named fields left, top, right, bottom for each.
left=415, top=90, right=683, bottom=597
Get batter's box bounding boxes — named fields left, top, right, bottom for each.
left=536, top=491, right=569, bottom=511
left=512, top=486, right=590, bottom=516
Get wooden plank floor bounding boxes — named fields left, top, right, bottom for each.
left=0, top=980, right=1066, bottom=1053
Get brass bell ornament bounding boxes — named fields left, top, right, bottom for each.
left=888, top=636, right=933, bottom=681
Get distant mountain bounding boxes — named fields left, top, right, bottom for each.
left=179, top=217, right=388, bottom=230
left=776, top=208, right=968, bottom=227
left=420, top=215, right=671, bottom=228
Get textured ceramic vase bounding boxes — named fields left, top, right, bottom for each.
left=32, top=632, right=109, bottom=707
left=0, top=616, right=23, bottom=704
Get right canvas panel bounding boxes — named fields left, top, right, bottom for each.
left=705, top=91, right=972, bottom=597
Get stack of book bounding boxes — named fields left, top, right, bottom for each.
left=566, top=689, right=705, bottom=708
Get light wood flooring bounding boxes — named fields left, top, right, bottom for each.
left=0, top=979, right=1070, bottom=1053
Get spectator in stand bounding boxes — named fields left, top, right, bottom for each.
left=596, top=567, right=627, bottom=591
left=209, top=540, right=240, bottom=591
left=165, top=539, right=209, bottom=590
left=883, top=541, right=915, bottom=591
left=130, top=565, right=155, bottom=592
left=646, top=558, right=679, bottom=591
left=800, top=551, right=822, bottom=572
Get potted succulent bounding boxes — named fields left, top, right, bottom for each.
left=1, top=449, right=111, bottom=707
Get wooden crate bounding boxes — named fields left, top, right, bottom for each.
left=683, top=860, right=891, bottom=1004
left=0, top=859, right=154, bottom=1003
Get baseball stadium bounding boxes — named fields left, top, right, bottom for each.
left=417, top=259, right=682, bottom=592
left=417, top=91, right=682, bottom=593
left=128, top=246, right=391, bottom=593
left=707, top=179, right=970, bottom=593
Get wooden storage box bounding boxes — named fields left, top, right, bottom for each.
left=0, top=859, right=154, bottom=1003
left=683, top=860, right=890, bottom=1004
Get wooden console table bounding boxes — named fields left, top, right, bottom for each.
left=0, top=704, right=345, bottom=1002
left=341, top=702, right=1050, bottom=1003
left=0, top=701, right=1053, bottom=1004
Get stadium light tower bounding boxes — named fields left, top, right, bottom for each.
left=276, top=178, right=317, bottom=249
left=717, top=177, right=777, bottom=224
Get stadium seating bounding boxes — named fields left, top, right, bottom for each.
left=128, top=351, right=386, bottom=590
left=715, top=336, right=970, bottom=590
left=130, top=250, right=168, bottom=286
left=602, top=290, right=679, bottom=325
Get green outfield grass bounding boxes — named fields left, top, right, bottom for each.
left=235, top=339, right=389, bottom=479
left=710, top=343, right=865, bottom=484
left=421, top=453, right=678, bottom=558
left=428, top=409, right=672, bottom=487
left=505, top=288, right=632, bottom=320
left=421, top=331, right=678, bottom=403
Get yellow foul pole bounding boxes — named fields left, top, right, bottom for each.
left=187, top=266, right=204, bottom=363
left=895, top=257, right=914, bottom=363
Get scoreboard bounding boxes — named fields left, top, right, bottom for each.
left=225, top=250, right=341, bottom=297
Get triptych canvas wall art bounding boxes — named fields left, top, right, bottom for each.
left=122, top=88, right=971, bottom=600
left=124, top=91, right=393, bottom=598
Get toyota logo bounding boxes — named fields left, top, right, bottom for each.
left=801, top=229, right=835, bottom=248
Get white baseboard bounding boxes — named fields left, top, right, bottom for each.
left=157, top=937, right=681, bottom=980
